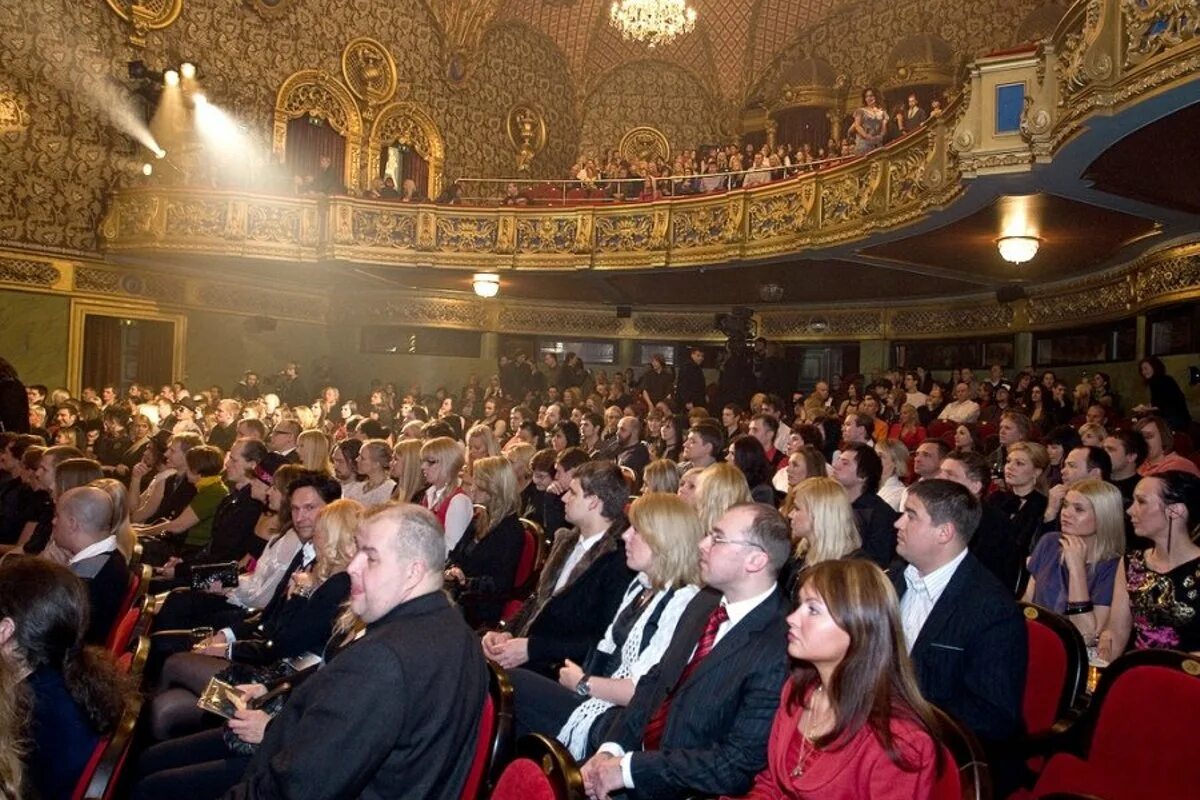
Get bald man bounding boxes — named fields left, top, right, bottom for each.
left=54, top=486, right=130, bottom=644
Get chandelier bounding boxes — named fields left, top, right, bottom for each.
left=610, top=0, right=697, bottom=48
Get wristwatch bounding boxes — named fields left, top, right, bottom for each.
left=574, top=675, right=592, bottom=697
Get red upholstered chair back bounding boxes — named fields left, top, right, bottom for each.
left=106, top=605, right=141, bottom=656
left=1086, top=664, right=1200, bottom=795
left=491, top=734, right=585, bottom=800
left=930, top=706, right=991, bottom=800
left=928, top=421, right=956, bottom=439
left=460, top=693, right=495, bottom=800
left=71, top=694, right=142, bottom=800
left=1032, top=650, right=1200, bottom=799
left=502, top=520, right=546, bottom=623
left=1020, top=604, right=1087, bottom=735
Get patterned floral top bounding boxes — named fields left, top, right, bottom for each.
left=1126, top=550, right=1200, bottom=651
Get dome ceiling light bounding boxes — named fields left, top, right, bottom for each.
left=610, top=0, right=697, bottom=49
left=472, top=272, right=500, bottom=298
left=997, top=235, right=1040, bottom=264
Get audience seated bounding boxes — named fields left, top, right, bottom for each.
left=937, top=450, right=1023, bottom=591
left=1134, top=415, right=1200, bottom=477
left=0, top=558, right=130, bottom=800
left=419, top=436, right=472, bottom=552
left=891, top=479, right=1027, bottom=793
left=723, top=559, right=943, bottom=799
left=510, top=493, right=703, bottom=759
left=222, top=503, right=487, bottom=799
left=445, top=455, right=526, bottom=629
left=988, top=441, right=1050, bottom=558
left=52, top=485, right=131, bottom=645
left=483, top=460, right=635, bottom=677
left=779, top=476, right=863, bottom=598
left=580, top=502, right=792, bottom=799
left=831, top=442, right=898, bottom=567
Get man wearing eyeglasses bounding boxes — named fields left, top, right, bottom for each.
left=582, top=502, right=791, bottom=800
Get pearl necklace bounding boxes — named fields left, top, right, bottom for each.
left=791, top=686, right=825, bottom=778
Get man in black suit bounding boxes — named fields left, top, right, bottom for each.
left=832, top=441, right=899, bottom=566
left=937, top=450, right=1023, bottom=592
left=892, top=479, right=1027, bottom=760
left=582, top=502, right=791, bottom=800
left=54, top=486, right=130, bottom=645
left=483, top=460, right=634, bottom=677
left=224, top=503, right=487, bottom=800
left=673, top=347, right=707, bottom=410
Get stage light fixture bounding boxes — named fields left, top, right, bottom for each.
left=164, top=69, right=179, bottom=87
left=142, top=163, right=153, bottom=176
left=180, top=62, right=196, bottom=79
left=154, top=148, right=167, bottom=159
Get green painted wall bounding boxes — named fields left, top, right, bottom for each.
left=183, top=311, right=332, bottom=393
left=0, top=290, right=70, bottom=388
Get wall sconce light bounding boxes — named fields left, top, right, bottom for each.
left=997, top=235, right=1040, bottom=264
left=472, top=272, right=500, bottom=298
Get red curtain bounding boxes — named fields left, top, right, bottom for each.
left=379, top=144, right=430, bottom=199
left=285, top=115, right=346, bottom=184
left=135, top=320, right=174, bottom=388
left=82, top=316, right=122, bottom=392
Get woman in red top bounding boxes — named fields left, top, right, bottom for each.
left=725, top=559, right=941, bottom=800
left=888, top=403, right=927, bottom=452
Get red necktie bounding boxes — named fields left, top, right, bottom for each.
left=642, top=604, right=729, bottom=750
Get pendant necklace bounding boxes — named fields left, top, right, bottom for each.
left=791, top=685, right=824, bottom=778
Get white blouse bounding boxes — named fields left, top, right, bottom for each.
left=343, top=478, right=397, bottom=508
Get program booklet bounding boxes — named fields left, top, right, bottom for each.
left=197, top=678, right=248, bottom=720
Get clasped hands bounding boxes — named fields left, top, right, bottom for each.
left=579, top=753, right=625, bottom=800
left=480, top=631, right=529, bottom=669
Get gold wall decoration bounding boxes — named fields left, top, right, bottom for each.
left=367, top=101, right=447, bottom=199
left=425, top=0, right=504, bottom=84
left=273, top=69, right=364, bottom=190
left=104, top=0, right=183, bottom=46
left=342, top=37, right=399, bottom=112
left=0, top=88, right=30, bottom=134
left=506, top=104, right=547, bottom=172
left=619, top=126, right=671, bottom=164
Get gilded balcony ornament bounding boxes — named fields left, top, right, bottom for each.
left=748, top=182, right=817, bottom=241
left=517, top=217, right=576, bottom=254
left=619, top=127, right=671, bottom=164
left=436, top=216, right=498, bottom=252
left=165, top=199, right=225, bottom=239
left=1124, top=0, right=1200, bottom=67
left=507, top=104, right=547, bottom=173
left=352, top=208, right=418, bottom=249
left=104, top=0, right=183, bottom=47
left=342, top=38, right=399, bottom=114
left=595, top=213, right=654, bottom=252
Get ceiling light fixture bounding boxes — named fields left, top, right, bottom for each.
left=472, top=272, right=500, bottom=298
left=610, top=0, right=697, bottom=48
left=997, top=235, right=1040, bottom=264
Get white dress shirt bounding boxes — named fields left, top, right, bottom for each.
left=68, top=535, right=119, bottom=567
left=900, top=548, right=969, bottom=652
left=554, top=529, right=606, bottom=594
left=938, top=400, right=981, bottom=423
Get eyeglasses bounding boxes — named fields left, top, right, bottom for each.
left=707, top=532, right=765, bottom=551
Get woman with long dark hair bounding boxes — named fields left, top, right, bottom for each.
left=727, top=434, right=778, bottom=506
left=1135, top=357, right=1192, bottom=434
left=724, top=559, right=940, bottom=798
left=0, top=558, right=130, bottom=800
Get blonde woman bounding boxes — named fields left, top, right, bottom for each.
left=445, top=456, right=525, bottom=628
left=420, top=436, right=472, bottom=552
left=344, top=439, right=396, bottom=507
left=642, top=459, right=680, bottom=495
left=1023, top=478, right=1126, bottom=643
left=466, top=423, right=500, bottom=467
left=987, top=440, right=1050, bottom=558
left=692, top=462, right=752, bottom=535
left=389, top=439, right=425, bottom=503
left=677, top=466, right=704, bottom=505
left=509, top=493, right=703, bottom=759
left=504, top=442, right=538, bottom=517
left=781, top=476, right=863, bottom=596
left=292, top=498, right=362, bottom=594
left=875, top=439, right=910, bottom=512
left=296, top=429, right=333, bottom=474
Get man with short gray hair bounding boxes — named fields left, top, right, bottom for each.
left=54, top=485, right=129, bottom=644
left=225, top=502, right=487, bottom=800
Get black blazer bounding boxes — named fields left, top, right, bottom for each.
left=890, top=552, right=1027, bottom=744
left=602, top=587, right=790, bottom=799
left=448, top=512, right=525, bottom=628
left=851, top=491, right=899, bottom=567
left=76, top=550, right=130, bottom=646
left=224, top=591, right=487, bottom=800
left=511, top=526, right=635, bottom=677
left=230, top=570, right=350, bottom=666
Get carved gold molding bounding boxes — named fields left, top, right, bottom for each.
left=104, top=0, right=183, bottom=47
left=67, top=298, right=187, bottom=396
left=273, top=70, right=364, bottom=191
